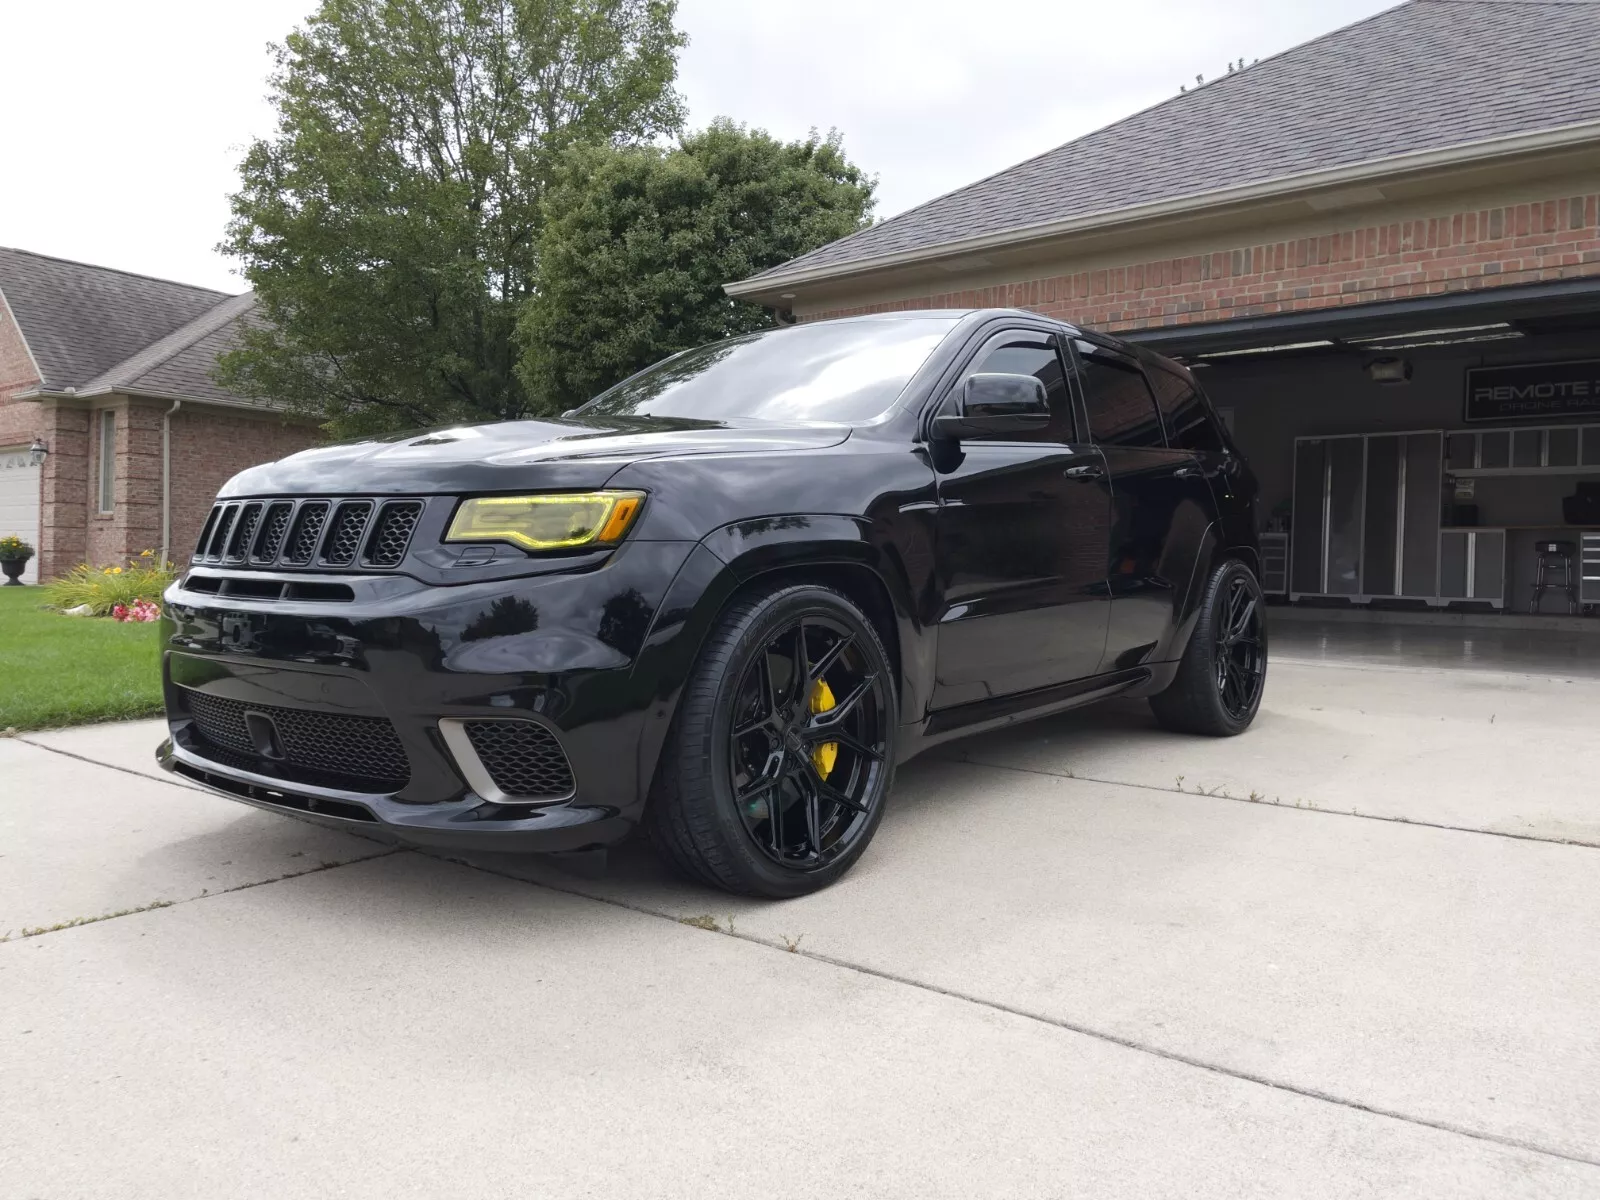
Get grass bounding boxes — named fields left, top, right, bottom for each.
left=0, top=586, right=164, bottom=730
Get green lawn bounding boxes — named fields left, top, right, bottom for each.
left=0, top=586, right=164, bottom=731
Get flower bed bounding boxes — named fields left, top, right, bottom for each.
left=44, top=551, right=178, bottom=618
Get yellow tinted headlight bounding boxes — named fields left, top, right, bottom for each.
left=445, top=491, right=645, bottom=551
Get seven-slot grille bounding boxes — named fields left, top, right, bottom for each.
left=195, top=498, right=424, bottom=570
left=463, top=720, right=576, bottom=800
left=181, top=687, right=411, bottom=789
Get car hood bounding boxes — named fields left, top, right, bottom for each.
left=220, top=414, right=853, bottom=497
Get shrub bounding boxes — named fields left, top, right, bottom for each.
left=46, top=551, right=178, bottom=617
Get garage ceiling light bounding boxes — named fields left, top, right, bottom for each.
left=1349, top=323, right=1512, bottom=346
left=1195, top=340, right=1336, bottom=360
left=1361, top=330, right=1525, bottom=351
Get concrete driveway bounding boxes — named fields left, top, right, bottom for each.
left=4, top=622, right=1599, bottom=1198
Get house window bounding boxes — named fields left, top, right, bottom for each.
left=98, top=410, right=116, bottom=513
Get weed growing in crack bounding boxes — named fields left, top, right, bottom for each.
left=9, top=899, right=176, bottom=941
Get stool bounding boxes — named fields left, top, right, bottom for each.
left=1529, top=540, right=1578, bottom=615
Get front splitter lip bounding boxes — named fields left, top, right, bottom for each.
left=157, top=737, right=633, bottom=853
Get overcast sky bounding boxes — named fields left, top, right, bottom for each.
left=3, top=0, right=1400, bottom=293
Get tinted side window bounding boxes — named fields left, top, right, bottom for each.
left=1149, top=368, right=1226, bottom=453
left=1075, top=343, right=1165, bottom=448
left=955, top=335, right=1074, bottom=442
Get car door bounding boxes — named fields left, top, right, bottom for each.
left=1070, top=336, right=1216, bottom=671
left=928, top=328, right=1113, bottom=710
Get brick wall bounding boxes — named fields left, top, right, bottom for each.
left=37, top=404, right=89, bottom=580
left=802, top=192, right=1600, bottom=333
left=164, top=405, right=318, bottom=564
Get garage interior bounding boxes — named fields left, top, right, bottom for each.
left=1135, top=279, right=1600, bottom=651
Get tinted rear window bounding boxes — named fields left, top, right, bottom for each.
left=1149, top=367, right=1226, bottom=453
left=578, top=318, right=960, bottom=423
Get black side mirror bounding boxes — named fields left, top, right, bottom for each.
left=932, top=373, right=1052, bottom=441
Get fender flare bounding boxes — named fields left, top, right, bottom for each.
left=628, top=515, right=926, bottom=802
left=1165, top=527, right=1263, bottom=663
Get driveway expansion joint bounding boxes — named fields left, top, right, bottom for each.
left=937, top=754, right=1600, bottom=852
left=437, top=847, right=1600, bottom=1174
left=0, top=848, right=404, bottom=944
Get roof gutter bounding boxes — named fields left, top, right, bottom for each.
left=726, top=117, right=1600, bottom=299
left=12, top=383, right=309, bottom=417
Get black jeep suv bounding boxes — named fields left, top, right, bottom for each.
left=158, top=310, right=1264, bottom=897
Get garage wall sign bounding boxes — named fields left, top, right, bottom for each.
left=1464, top=359, right=1600, bottom=423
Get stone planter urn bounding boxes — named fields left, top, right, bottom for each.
left=0, top=537, right=35, bottom=585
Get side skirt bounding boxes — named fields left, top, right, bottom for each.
left=899, top=666, right=1159, bottom=762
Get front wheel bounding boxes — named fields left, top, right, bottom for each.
left=646, top=583, right=897, bottom=897
left=1149, top=558, right=1267, bottom=737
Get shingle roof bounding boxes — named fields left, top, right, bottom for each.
left=745, top=0, right=1600, bottom=285
left=0, top=246, right=233, bottom=389
left=81, top=292, right=274, bottom=408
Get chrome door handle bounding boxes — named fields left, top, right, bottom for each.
left=1063, top=464, right=1105, bottom=479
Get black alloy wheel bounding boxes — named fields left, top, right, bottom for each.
left=647, top=583, right=897, bottom=897
left=1215, top=573, right=1266, bottom=721
left=727, top=614, right=889, bottom=871
left=1150, top=558, right=1268, bottom=737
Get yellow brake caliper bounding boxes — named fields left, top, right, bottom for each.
left=809, top=679, right=839, bottom=778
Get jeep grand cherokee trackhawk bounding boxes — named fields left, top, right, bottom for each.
left=158, top=310, right=1265, bottom=897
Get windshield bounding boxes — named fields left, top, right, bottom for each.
left=577, top=318, right=960, bottom=423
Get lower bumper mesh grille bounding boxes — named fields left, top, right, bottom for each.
left=463, top=720, right=575, bottom=800
left=181, top=688, right=410, bottom=789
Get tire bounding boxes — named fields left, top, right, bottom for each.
left=645, top=582, right=898, bottom=898
left=1149, top=558, right=1267, bottom=737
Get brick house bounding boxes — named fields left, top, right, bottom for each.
left=0, top=248, right=318, bottom=582
left=730, top=0, right=1600, bottom=619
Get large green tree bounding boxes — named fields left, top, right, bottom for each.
left=219, top=0, right=686, bottom=436
left=516, top=120, right=875, bottom=412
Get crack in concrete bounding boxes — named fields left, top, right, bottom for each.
left=14, top=733, right=211, bottom=795
left=0, top=818, right=402, bottom=948
left=442, top=849, right=1600, bottom=1174
left=15, top=729, right=1600, bottom=1169
left=935, top=753, right=1600, bottom=851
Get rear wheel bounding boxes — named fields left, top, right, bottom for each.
left=646, top=583, right=896, bottom=897
left=1149, top=558, right=1267, bottom=737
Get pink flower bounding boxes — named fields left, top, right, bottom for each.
left=112, top=604, right=129, bottom=621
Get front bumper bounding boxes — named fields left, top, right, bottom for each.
left=156, top=540, right=706, bottom=852
left=158, top=735, right=631, bottom=852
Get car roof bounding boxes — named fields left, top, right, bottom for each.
left=815, top=307, right=1085, bottom=334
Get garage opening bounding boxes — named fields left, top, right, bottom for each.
left=0, top=445, right=41, bottom=585
left=1131, top=280, right=1600, bottom=668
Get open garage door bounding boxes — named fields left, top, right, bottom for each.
left=0, top=446, right=41, bottom=584
left=1125, top=275, right=1600, bottom=665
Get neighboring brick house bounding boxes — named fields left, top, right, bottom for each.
left=0, top=248, right=318, bottom=582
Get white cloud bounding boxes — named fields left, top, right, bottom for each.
left=0, top=0, right=1400, bottom=292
